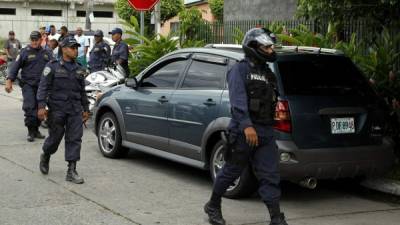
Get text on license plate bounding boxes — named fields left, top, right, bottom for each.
left=330, top=117, right=355, bottom=134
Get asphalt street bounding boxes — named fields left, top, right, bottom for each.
left=1, top=86, right=400, bottom=225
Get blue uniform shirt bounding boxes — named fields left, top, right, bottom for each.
left=7, top=45, right=53, bottom=86
left=37, top=59, right=89, bottom=113
left=111, top=40, right=129, bottom=64
left=89, top=41, right=111, bottom=72
left=227, top=58, right=271, bottom=136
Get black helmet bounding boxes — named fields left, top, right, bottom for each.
left=242, top=28, right=277, bottom=63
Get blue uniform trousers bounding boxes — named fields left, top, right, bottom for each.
left=43, top=110, right=83, bottom=161
left=21, top=84, right=41, bottom=128
left=213, top=132, right=281, bottom=204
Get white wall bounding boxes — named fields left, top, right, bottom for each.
left=0, top=1, right=122, bottom=44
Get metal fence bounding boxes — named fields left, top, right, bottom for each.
left=193, top=19, right=381, bottom=44
left=180, top=19, right=399, bottom=70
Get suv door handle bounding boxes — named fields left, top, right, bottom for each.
left=203, top=98, right=216, bottom=106
left=158, top=96, right=169, bottom=103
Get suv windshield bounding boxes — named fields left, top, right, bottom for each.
left=277, top=54, right=374, bottom=97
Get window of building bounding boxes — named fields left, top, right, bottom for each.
left=77, top=11, right=86, bottom=17
left=76, top=11, right=113, bottom=18
left=170, top=22, right=180, bottom=34
left=94, top=11, right=113, bottom=18
left=0, top=8, right=16, bottom=15
left=31, top=9, right=62, bottom=17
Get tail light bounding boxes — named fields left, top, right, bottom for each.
left=274, top=100, right=292, bottom=133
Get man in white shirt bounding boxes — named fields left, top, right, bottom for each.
left=48, top=25, right=61, bottom=41
left=74, top=27, right=89, bottom=68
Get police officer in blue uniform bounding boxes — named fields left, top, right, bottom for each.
left=109, top=27, right=130, bottom=76
left=5, top=31, right=52, bottom=142
left=88, top=30, right=111, bottom=73
left=204, top=28, right=288, bottom=225
left=37, top=37, right=90, bottom=184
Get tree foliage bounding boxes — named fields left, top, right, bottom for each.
left=178, top=7, right=204, bottom=41
left=161, top=0, right=184, bottom=23
left=209, top=0, right=224, bottom=21
left=297, top=0, right=400, bottom=28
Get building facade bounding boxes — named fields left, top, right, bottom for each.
left=160, top=0, right=215, bottom=36
left=224, top=0, right=297, bottom=21
left=0, top=0, right=119, bottom=43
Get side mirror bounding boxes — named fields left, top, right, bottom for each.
left=125, top=78, right=138, bottom=89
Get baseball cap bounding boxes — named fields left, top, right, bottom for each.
left=108, top=28, right=123, bottom=35
left=60, top=36, right=81, bottom=48
left=30, top=31, right=41, bottom=40
left=94, top=30, right=104, bottom=37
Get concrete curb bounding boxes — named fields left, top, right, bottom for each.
left=361, top=178, right=400, bottom=196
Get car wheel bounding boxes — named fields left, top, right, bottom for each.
left=97, top=112, right=128, bottom=158
left=210, top=140, right=258, bottom=199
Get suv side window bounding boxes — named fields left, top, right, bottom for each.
left=141, top=60, right=188, bottom=88
left=181, top=57, right=227, bottom=89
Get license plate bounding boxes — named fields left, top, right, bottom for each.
left=330, top=118, right=355, bottom=134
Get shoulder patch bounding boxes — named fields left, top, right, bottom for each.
left=43, top=66, right=51, bottom=77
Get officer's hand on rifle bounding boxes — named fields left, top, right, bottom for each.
left=37, top=108, right=48, bottom=121
left=5, top=79, right=13, bottom=93
left=244, top=126, right=258, bottom=147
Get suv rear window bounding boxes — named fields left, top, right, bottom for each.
left=277, top=55, right=374, bottom=96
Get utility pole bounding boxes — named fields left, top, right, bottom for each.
left=85, top=0, right=94, bottom=31
left=154, top=2, right=161, bottom=35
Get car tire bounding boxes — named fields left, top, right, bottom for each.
left=210, top=140, right=258, bottom=199
left=97, top=112, right=128, bottom=158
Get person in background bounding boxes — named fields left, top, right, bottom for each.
left=48, top=25, right=60, bottom=41
left=57, top=26, right=69, bottom=58
left=74, top=27, right=89, bottom=68
left=58, top=26, right=69, bottom=42
left=39, top=26, right=47, bottom=48
left=48, top=38, right=59, bottom=59
left=4, top=31, right=53, bottom=142
left=88, top=30, right=111, bottom=73
left=3, top=31, right=22, bottom=76
left=109, top=28, right=130, bottom=76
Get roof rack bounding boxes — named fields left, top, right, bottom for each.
left=276, top=46, right=344, bottom=55
left=204, top=44, right=344, bottom=55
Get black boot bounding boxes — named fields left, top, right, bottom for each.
left=27, top=127, right=35, bottom=142
left=39, top=153, right=50, bottom=174
left=34, top=127, right=45, bottom=139
left=267, top=203, right=288, bottom=225
left=204, top=198, right=226, bottom=225
left=66, top=161, right=84, bottom=184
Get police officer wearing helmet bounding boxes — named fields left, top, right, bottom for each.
left=37, top=36, right=90, bottom=184
left=204, top=28, right=288, bottom=225
left=109, top=27, right=130, bottom=76
left=88, top=30, right=111, bottom=73
left=5, top=31, right=52, bottom=142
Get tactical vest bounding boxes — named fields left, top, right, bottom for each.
left=90, top=42, right=108, bottom=67
left=48, top=61, right=87, bottom=113
left=245, top=64, right=277, bottom=125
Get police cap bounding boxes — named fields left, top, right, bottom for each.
left=30, top=31, right=41, bottom=40
left=94, top=30, right=104, bottom=37
left=60, top=36, right=81, bottom=48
